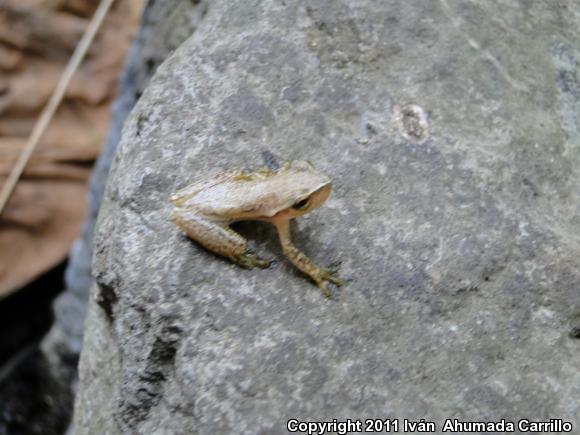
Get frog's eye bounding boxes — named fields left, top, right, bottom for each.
left=292, top=197, right=310, bottom=210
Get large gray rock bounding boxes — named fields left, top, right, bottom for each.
left=75, top=0, right=580, bottom=433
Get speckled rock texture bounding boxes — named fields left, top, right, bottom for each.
left=75, top=0, right=580, bottom=433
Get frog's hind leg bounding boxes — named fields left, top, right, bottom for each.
left=272, top=217, right=342, bottom=297
left=171, top=210, right=271, bottom=269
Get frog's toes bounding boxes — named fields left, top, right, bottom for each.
left=319, top=283, right=332, bottom=298
left=235, top=250, right=272, bottom=269
left=313, top=270, right=342, bottom=299
left=326, top=260, right=342, bottom=275
left=321, top=269, right=343, bottom=287
left=254, top=257, right=273, bottom=269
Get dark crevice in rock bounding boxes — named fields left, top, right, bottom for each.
left=96, top=283, right=118, bottom=322
left=119, top=320, right=183, bottom=429
left=569, top=312, right=580, bottom=339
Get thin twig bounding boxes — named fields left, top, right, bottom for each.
left=0, top=0, right=115, bottom=215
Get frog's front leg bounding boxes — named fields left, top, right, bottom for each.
left=171, top=208, right=271, bottom=269
left=273, top=218, right=342, bottom=297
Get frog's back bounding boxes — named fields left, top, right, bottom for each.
left=170, top=169, right=239, bottom=205
left=170, top=169, right=274, bottom=218
left=170, top=161, right=330, bottom=220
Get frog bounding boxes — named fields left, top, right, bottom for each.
left=169, top=160, right=342, bottom=297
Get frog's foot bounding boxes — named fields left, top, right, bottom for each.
left=314, top=269, right=343, bottom=298
left=234, top=250, right=272, bottom=269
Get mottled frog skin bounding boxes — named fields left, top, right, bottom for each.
left=170, top=161, right=341, bottom=296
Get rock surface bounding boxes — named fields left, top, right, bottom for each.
left=75, top=0, right=580, bottom=433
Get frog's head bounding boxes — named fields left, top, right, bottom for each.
left=277, top=160, right=332, bottom=219
left=286, top=182, right=332, bottom=218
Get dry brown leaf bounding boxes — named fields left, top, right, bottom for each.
left=0, top=180, right=88, bottom=294
left=0, top=0, right=87, bottom=55
left=0, top=0, right=145, bottom=298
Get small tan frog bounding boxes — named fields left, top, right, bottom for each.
left=170, top=160, right=342, bottom=296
